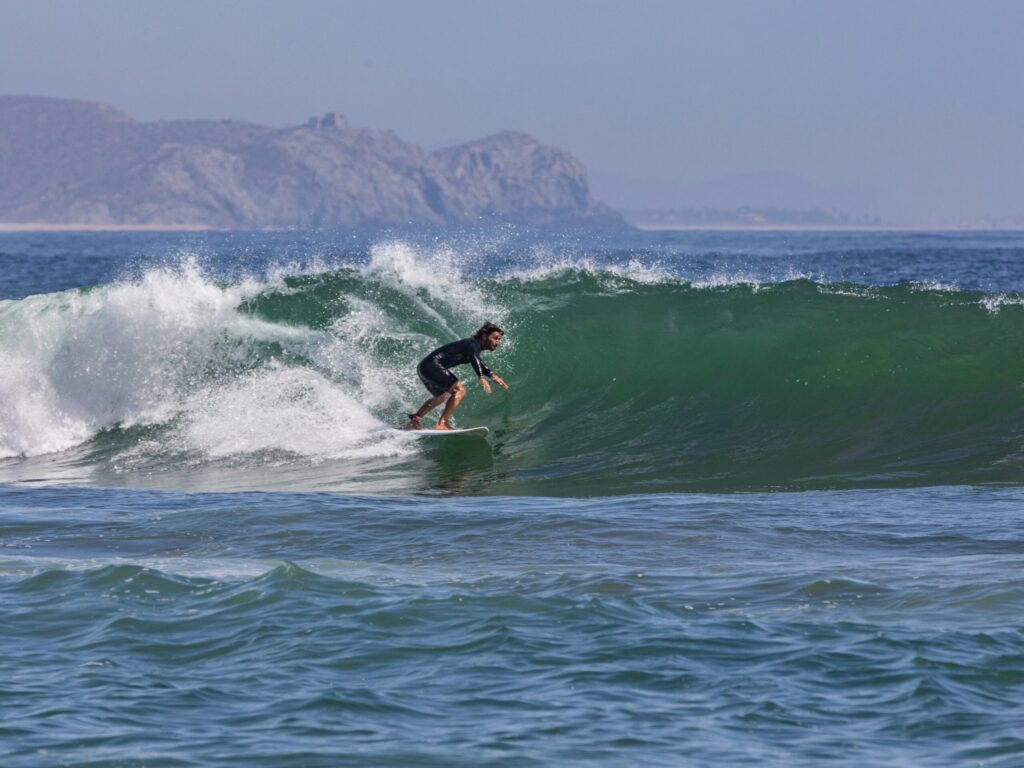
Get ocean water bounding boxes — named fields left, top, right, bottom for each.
left=1, top=229, right=1023, bottom=766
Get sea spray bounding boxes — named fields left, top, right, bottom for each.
left=1, top=245, right=1022, bottom=492
left=0, top=259, right=268, bottom=456
left=5, top=230, right=1024, bottom=768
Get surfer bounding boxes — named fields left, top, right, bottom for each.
left=405, top=322, right=509, bottom=430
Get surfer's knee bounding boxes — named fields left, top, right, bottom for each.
left=451, top=382, right=466, bottom=399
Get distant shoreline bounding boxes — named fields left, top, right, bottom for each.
left=0, top=223, right=225, bottom=233
left=3, top=221, right=1024, bottom=234
left=630, top=223, right=1024, bottom=233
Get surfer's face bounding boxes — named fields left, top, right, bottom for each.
left=485, top=331, right=503, bottom=350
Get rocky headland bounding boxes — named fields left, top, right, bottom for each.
left=0, top=95, right=624, bottom=230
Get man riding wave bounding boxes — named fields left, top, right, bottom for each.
left=404, top=322, right=508, bottom=430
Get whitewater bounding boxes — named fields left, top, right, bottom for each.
left=2, top=229, right=1023, bottom=767
left=1, top=235, right=1021, bottom=493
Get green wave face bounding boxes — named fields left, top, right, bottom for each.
left=3, top=260, right=1022, bottom=495
left=481, top=277, right=1024, bottom=493
left=238, top=269, right=1024, bottom=494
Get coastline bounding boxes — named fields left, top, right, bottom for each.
left=629, top=223, right=1024, bottom=233
left=4, top=221, right=1024, bottom=234
left=0, top=223, right=226, bottom=233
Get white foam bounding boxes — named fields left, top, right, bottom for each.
left=909, top=280, right=961, bottom=293
left=353, top=240, right=513, bottom=400
left=363, top=240, right=496, bottom=330
left=322, top=298, right=432, bottom=411
left=815, top=283, right=880, bottom=299
left=499, top=255, right=823, bottom=291
left=980, top=294, right=1024, bottom=314
left=0, top=257, right=416, bottom=462
left=174, top=364, right=409, bottom=461
left=0, top=260, right=264, bottom=457
left=502, top=255, right=675, bottom=286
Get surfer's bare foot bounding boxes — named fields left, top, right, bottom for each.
left=435, top=422, right=453, bottom=430
left=404, top=414, right=424, bottom=430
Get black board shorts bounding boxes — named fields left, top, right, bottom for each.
left=417, top=359, right=458, bottom=396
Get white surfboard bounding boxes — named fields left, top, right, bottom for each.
left=402, top=426, right=490, bottom=438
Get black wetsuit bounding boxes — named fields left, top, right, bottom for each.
left=417, top=337, right=493, bottom=396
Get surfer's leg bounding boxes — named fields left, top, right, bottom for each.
left=436, top=382, right=466, bottom=430
left=407, top=362, right=459, bottom=429
left=405, top=392, right=448, bottom=429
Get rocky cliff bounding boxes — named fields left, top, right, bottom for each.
left=0, top=96, right=624, bottom=229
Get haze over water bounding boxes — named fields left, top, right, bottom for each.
left=4, top=1, right=1024, bottom=225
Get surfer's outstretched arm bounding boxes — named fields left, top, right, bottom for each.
left=480, top=375, right=508, bottom=393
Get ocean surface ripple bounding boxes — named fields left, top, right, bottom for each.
left=1, top=230, right=1023, bottom=766
left=3, top=485, right=1024, bottom=766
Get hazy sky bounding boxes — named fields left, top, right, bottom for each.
left=2, top=0, right=1022, bottom=223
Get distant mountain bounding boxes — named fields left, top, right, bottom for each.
left=0, top=95, right=624, bottom=230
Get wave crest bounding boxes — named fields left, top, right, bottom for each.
left=2, top=246, right=1022, bottom=493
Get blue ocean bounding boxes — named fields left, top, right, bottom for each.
left=1, top=229, right=1022, bottom=766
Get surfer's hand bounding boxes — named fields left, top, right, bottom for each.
left=480, top=377, right=492, bottom=394
left=491, top=376, right=509, bottom=390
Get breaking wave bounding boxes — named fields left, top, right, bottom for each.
left=1, top=242, right=1022, bottom=494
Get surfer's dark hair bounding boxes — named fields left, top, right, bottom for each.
left=473, top=322, right=504, bottom=342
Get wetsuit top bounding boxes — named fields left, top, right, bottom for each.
left=422, top=337, right=493, bottom=379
